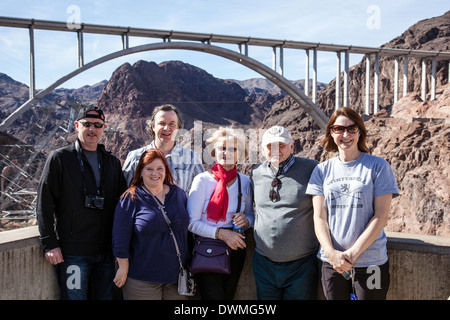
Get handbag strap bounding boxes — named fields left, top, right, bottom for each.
left=142, top=185, right=185, bottom=271
left=236, top=173, right=242, bottom=213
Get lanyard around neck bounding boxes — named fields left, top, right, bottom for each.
left=75, top=139, right=103, bottom=196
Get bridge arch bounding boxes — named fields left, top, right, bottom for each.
left=0, top=42, right=329, bottom=131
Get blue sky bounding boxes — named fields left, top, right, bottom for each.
left=0, top=0, right=448, bottom=89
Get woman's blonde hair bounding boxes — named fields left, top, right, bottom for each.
left=205, top=127, right=248, bottom=163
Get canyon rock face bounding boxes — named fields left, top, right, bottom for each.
left=366, top=92, right=449, bottom=236
left=96, top=60, right=263, bottom=160
left=261, top=11, right=450, bottom=236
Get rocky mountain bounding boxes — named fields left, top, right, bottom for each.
left=52, top=80, right=107, bottom=106
left=0, top=73, right=107, bottom=140
left=98, top=60, right=255, bottom=126
left=366, top=89, right=449, bottom=236
left=263, top=11, right=450, bottom=237
left=234, top=78, right=327, bottom=116
left=96, top=60, right=279, bottom=159
left=0, top=62, right=319, bottom=158
left=234, top=78, right=327, bottom=95
left=0, top=73, right=29, bottom=115
left=0, top=73, right=106, bottom=118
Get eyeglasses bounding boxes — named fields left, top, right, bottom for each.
left=269, top=177, right=281, bottom=201
left=330, top=124, right=359, bottom=134
left=216, top=146, right=237, bottom=153
left=79, top=121, right=105, bottom=129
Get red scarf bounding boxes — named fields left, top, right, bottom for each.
left=206, top=164, right=237, bottom=223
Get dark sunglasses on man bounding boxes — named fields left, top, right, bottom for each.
left=79, top=121, right=105, bottom=129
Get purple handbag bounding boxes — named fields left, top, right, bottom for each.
left=190, top=174, right=242, bottom=275
left=190, top=236, right=231, bottom=275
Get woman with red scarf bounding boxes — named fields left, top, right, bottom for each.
left=187, top=127, right=254, bottom=299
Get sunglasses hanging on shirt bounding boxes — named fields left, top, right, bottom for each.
left=269, top=177, right=281, bottom=201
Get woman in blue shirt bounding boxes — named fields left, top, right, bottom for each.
left=112, top=148, right=190, bottom=300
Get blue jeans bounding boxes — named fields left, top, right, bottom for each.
left=253, top=251, right=318, bottom=300
left=55, top=252, right=115, bottom=300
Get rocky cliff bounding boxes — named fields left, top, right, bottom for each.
left=96, top=60, right=267, bottom=160
left=263, top=11, right=450, bottom=236
left=367, top=90, right=449, bottom=236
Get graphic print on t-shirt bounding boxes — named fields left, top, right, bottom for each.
left=328, top=177, right=365, bottom=209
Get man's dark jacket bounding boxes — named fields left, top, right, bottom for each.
left=37, top=139, right=127, bottom=256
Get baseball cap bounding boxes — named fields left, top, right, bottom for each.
left=261, top=126, right=293, bottom=147
left=76, top=106, right=105, bottom=122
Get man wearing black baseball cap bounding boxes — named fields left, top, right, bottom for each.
left=77, top=105, right=105, bottom=121
left=37, top=105, right=127, bottom=300
left=75, top=106, right=106, bottom=151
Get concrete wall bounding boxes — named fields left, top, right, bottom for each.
left=0, top=226, right=449, bottom=300
left=0, top=226, right=59, bottom=300
left=386, top=232, right=450, bottom=300
left=234, top=231, right=450, bottom=300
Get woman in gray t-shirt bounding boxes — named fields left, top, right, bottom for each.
left=306, top=107, right=399, bottom=300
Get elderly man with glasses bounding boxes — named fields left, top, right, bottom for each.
left=250, top=125, right=319, bottom=300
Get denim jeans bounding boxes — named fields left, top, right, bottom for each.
left=253, top=251, right=318, bottom=300
left=55, top=252, right=115, bottom=300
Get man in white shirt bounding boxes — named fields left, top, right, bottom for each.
left=122, top=104, right=204, bottom=193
